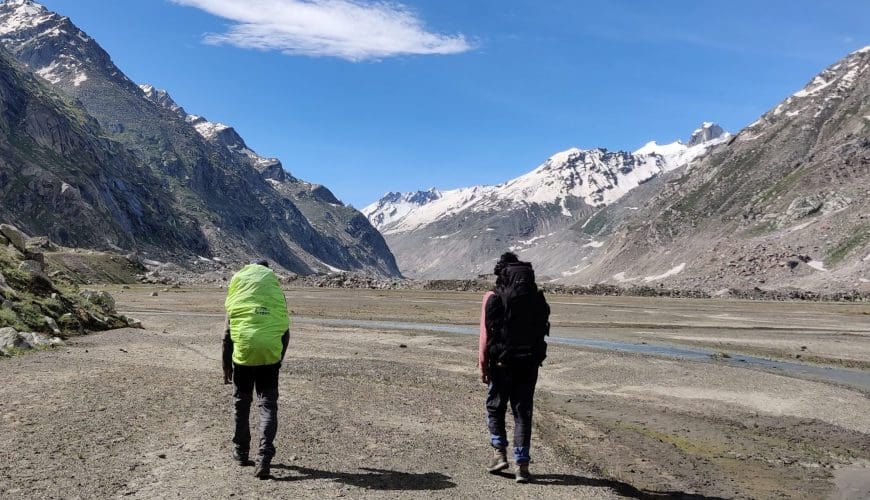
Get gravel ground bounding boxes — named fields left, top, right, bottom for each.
left=0, top=287, right=868, bottom=499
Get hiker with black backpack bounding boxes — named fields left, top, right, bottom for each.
left=479, top=252, right=550, bottom=483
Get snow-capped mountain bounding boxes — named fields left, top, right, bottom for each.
left=0, top=0, right=400, bottom=276
left=366, top=125, right=728, bottom=233
left=365, top=124, right=729, bottom=278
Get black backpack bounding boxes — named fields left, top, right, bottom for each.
left=489, top=262, right=550, bottom=367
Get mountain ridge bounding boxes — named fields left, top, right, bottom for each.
left=363, top=124, right=729, bottom=279
left=0, top=0, right=400, bottom=276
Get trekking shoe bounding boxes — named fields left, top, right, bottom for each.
left=515, top=463, right=531, bottom=483
left=488, top=447, right=509, bottom=473
left=232, top=449, right=253, bottom=466
left=254, top=458, right=271, bottom=479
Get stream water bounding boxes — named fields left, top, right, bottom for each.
left=293, top=316, right=870, bottom=393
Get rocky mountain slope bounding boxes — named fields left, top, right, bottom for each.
left=0, top=0, right=399, bottom=276
left=364, top=125, right=729, bottom=279
left=577, top=46, right=870, bottom=292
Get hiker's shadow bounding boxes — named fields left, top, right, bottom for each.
left=493, top=471, right=728, bottom=499
left=271, top=464, right=456, bottom=491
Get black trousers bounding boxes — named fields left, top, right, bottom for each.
left=485, top=363, right=539, bottom=463
left=232, top=363, right=280, bottom=460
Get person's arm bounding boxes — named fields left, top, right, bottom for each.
left=222, top=316, right=233, bottom=384
left=280, top=329, right=289, bottom=361
left=478, top=292, right=492, bottom=384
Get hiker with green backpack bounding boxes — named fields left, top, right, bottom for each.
left=223, top=260, right=290, bottom=479
left=479, top=252, right=550, bottom=483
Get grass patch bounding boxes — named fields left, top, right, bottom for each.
left=615, top=422, right=730, bottom=458
left=826, top=224, right=870, bottom=266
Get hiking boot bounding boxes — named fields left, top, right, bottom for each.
left=515, top=463, right=531, bottom=483
left=488, top=447, right=509, bottom=473
left=254, top=458, right=271, bottom=479
left=232, top=449, right=253, bottom=466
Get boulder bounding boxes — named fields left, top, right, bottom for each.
left=0, top=233, right=8, bottom=246
left=0, top=327, right=31, bottom=352
left=125, top=317, right=144, bottom=329
left=44, top=316, right=61, bottom=335
left=80, top=290, right=116, bottom=313
left=0, top=272, right=11, bottom=292
left=0, top=224, right=29, bottom=252
left=25, top=251, right=45, bottom=267
left=25, top=236, right=55, bottom=251
left=26, top=331, right=63, bottom=347
left=18, top=260, right=46, bottom=277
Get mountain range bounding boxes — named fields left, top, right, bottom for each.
left=363, top=123, right=731, bottom=280
left=365, top=51, right=869, bottom=292
left=0, top=0, right=400, bottom=276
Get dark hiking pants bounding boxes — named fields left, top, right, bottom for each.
left=486, top=363, right=539, bottom=464
left=232, top=363, right=280, bottom=461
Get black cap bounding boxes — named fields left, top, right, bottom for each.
left=252, top=259, right=270, bottom=268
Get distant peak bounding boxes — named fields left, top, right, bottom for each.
left=687, top=122, right=727, bottom=147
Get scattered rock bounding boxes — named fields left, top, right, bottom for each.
left=150, top=291, right=159, bottom=297
left=0, top=224, right=28, bottom=252
left=399, top=344, right=408, bottom=349
left=121, top=285, right=131, bottom=290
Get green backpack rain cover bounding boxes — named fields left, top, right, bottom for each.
left=225, top=264, right=290, bottom=366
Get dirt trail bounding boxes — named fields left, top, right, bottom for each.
left=1, top=287, right=868, bottom=499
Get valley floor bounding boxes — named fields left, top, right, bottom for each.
left=1, top=287, right=868, bottom=499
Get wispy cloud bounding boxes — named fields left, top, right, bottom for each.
left=171, top=0, right=472, bottom=61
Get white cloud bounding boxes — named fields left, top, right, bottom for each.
left=172, top=0, right=472, bottom=61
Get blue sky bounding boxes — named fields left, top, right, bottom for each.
left=37, top=0, right=870, bottom=207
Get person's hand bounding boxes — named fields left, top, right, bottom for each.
left=480, top=369, right=490, bottom=385
left=223, top=367, right=233, bottom=385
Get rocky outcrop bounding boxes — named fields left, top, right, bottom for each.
left=0, top=225, right=133, bottom=339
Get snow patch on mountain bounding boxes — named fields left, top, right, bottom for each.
left=643, top=263, right=686, bottom=282
left=186, top=114, right=230, bottom=141
left=362, top=189, right=442, bottom=229
left=140, top=84, right=185, bottom=115
left=635, top=123, right=730, bottom=170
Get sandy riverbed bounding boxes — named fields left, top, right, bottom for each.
left=0, top=287, right=868, bottom=498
